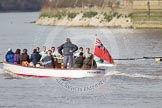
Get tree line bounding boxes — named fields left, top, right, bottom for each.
left=0, top=0, right=44, bottom=12
left=0, top=0, right=125, bottom=12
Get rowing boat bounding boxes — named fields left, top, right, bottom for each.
left=3, top=38, right=116, bottom=78
left=3, top=62, right=113, bottom=78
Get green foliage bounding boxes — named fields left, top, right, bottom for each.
left=40, top=12, right=51, bottom=17
left=54, top=12, right=66, bottom=19
left=104, top=13, right=113, bottom=22
left=83, top=11, right=98, bottom=18
left=67, top=13, right=78, bottom=19
left=112, top=12, right=118, bottom=17
left=41, top=11, right=66, bottom=20
left=128, top=13, right=133, bottom=18
left=104, top=11, right=122, bottom=21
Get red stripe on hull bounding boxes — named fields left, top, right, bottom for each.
left=15, top=73, right=72, bottom=79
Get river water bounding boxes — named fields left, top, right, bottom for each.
left=0, top=12, right=162, bottom=108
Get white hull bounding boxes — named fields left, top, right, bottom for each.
left=3, top=62, right=108, bottom=78
left=97, top=62, right=114, bottom=67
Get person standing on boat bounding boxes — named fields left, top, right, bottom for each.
left=30, top=49, right=41, bottom=66
left=14, top=49, right=21, bottom=64
left=20, top=49, right=30, bottom=66
left=58, top=38, right=78, bottom=69
left=74, top=52, right=84, bottom=68
left=5, top=48, right=14, bottom=63
left=41, top=50, right=55, bottom=68
left=40, top=46, right=47, bottom=61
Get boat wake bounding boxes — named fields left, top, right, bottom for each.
left=105, top=71, right=162, bottom=80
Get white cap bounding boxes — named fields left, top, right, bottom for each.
left=8, top=48, right=12, bottom=51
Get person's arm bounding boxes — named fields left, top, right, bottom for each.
left=38, top=54, right=41, bottom=61
left=73, top=44, right=78, bottom=52
left=41, top=57, right=44, bottom=62
left=58, top=44, right=64, bottom=56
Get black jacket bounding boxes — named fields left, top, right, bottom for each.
left=58, top=42, right=78, bottom=56
left=30, top=52, right=41, bottom=66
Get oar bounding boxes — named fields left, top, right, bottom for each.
left=114, top=57, right=162, bottom=61
left=143, top=57, right=162, bottom=62
left=114, top=58, right=144, bottom=60
left=143, top=57, right=162, bottom=59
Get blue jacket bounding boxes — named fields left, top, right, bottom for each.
left=5, top=51, right=14, bottom=63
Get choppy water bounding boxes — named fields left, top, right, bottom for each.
left=0, top=12, right=162, bottom=108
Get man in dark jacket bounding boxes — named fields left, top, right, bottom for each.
left=58, top=38, right=78, bottom=68
left=30, top=49, right=41, bottom=66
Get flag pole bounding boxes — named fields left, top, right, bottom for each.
left=91, top=35, right=97, bottom=68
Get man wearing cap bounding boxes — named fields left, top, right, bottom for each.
left=58, top=38, right=78, bottom=69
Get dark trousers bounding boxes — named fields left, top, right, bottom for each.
left=63, top=55, right=74, bottom=68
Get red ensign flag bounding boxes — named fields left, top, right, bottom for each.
left=94, top=38, right=114, bottom=64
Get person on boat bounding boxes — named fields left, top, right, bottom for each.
left=74, top=47, right=83, bottom=58
left=14, top=49, right=21, bottom=64
left=40, top=46, right=47, bottom=61
left=82, top=54, right=97, bottom=69
left=30, top=49, right=41, bottom=66
left=5, top=48, right=14, bottom=63
left=84, top=47, right=92, bottom=58
left=51, top=47, right=56, bottom=57
left=54, top=47, right=62, bottom=58
left=58, top=38, right=78, bottom=69
left=53, top=47, right=62, bottom=68
left=20, top=49, right=30, bottom=66
left=36, top=47, right=40, bottom=53
left=41, top=50, right=55, bottom=68
left=74, top=52, right=85, bottom=68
